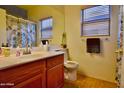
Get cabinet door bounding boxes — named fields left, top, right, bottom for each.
left=47, top=64, right=64, bottom=88
left=13, top=73, right=46, bottom=88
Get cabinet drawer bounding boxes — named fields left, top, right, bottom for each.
left=46, top=55, right=64, bottom=70
left=0, top=59, right=46, bottom=88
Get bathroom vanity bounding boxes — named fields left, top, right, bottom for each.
left=0, top=51, right=64, bottom=88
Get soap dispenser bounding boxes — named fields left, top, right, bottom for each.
left=43, top=41, right=49, bottom=51
left=16, top=46, right=21, bottom=57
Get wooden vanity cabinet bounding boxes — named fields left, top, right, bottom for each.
left=0, top=54, right=64, bottom=88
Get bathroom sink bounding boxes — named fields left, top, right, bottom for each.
left=19, top=53, right=43, bottom=59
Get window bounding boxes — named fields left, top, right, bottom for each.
left=21, top=23, right=36, bottom=48
left=27, top=23, right=36, bottom=47
left=6, top=15, right=36, bottom=48
left=40, top=17, right=53, bottom=39
left=81, top=5, right=110, bottom=36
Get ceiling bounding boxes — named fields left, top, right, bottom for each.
left=18, top=5, right=64, bottom=11
left=17, top=5, right=36, bottom=10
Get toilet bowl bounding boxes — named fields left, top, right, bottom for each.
left=64, top=61, right=79, bottom=81
left=64, top=61, right=79, bottom=70
left=56, top=48, right=79, bottom=81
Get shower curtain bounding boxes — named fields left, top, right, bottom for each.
left=6, top=15, right=20, bottom=48
left=116, top=5, right=123, bottom=88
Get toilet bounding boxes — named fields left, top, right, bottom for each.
left=64, top=61, right=79, bottom=81
left=61, top=48, right=79, bottom=81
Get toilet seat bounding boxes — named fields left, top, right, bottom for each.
left=64, top=61, right=79, bottom=70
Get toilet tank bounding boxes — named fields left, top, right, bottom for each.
left=48, top=45, right=68, bottom=63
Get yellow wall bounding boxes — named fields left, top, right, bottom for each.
left=27, top=6, right=65, bottom=45
left=0, top=8, right=6, bottom=47
left=65, top=5, right=119, bottom=82
left=28, top=5, right=119, bottom=82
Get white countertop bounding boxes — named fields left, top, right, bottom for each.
left=0, top=51, right=64, bottom=70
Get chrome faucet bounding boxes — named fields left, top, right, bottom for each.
left=22, top=32, right=32, bottom=55
left=23, top=45, right=31, bottom=55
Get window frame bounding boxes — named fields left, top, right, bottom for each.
left=40, top=16, right=53, bottom=40
left=81, top=5, right=111, bottom=37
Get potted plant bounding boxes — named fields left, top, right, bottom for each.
left=61, top=32, right=67, bottom=48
